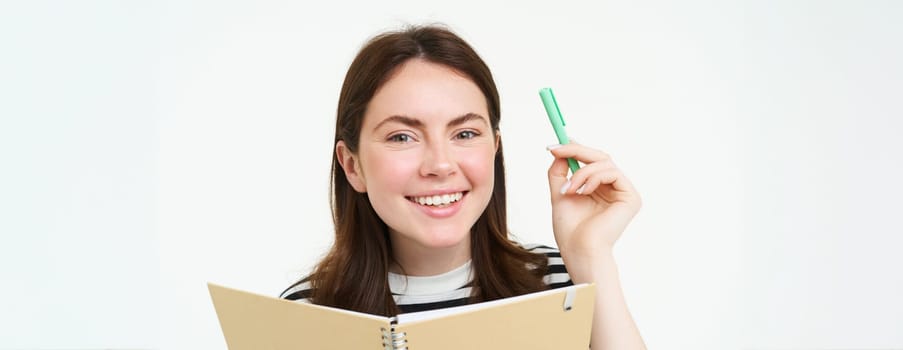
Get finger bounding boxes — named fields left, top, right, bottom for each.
left=567, top=166, right=639, bottom=197
left=547, top=142, right=611, bottom=165
left=547, top=157, right=570, bottom=198
left=585, top=168, right=638, bottom=195
left=559, top=161, right=615, bottom=195
left=578, top=169, right=617, bottom=196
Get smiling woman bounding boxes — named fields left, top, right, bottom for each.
left=282, top=25, right=552, bottom=315
left=341, top=60, right=499, bottom=274
left=280, top=24, right=645, bottom=349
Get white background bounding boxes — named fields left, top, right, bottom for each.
left=1, top=0, right=901, bottom=349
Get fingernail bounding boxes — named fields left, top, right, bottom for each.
left=575, top=184, right=586, bottom=194
left=546, top=144, right=562, bottom=151
left=559, top=180, right=571, bottom=195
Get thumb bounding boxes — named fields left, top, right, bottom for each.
left=547, top=156, right=570, bottom=200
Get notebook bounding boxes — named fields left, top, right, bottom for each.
left=208, top=282, right=595, bottom=349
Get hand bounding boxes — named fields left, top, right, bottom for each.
left=546, top=141, right=642, bottom=260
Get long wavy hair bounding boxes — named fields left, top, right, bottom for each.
left=289, top=25, right=549, bottom=316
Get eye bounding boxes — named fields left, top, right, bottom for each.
left=388, top=133, right=414, bottom=143
left=456, top=130, right=479, bottom=140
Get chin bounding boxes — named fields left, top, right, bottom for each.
left=417, top=229, right=470, bottom=249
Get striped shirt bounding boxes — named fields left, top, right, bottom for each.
left=280, top=244, right=573, bottom=313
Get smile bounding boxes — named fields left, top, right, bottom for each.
left=407, top=192, right=465, bottom=207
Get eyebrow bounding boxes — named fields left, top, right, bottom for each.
left=373, top=113, right=489, bottom=131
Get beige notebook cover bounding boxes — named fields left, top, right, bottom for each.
left=208, top=282, right=595, bottom=350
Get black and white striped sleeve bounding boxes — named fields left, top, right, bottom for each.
left=525, top=244, right=574, bottom=289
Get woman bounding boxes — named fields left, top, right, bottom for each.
left=282, top=24, right=645, bottom=349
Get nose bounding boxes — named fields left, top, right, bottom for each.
left=420, top=141, right=457, bottom=178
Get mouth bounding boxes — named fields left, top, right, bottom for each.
left=406, top=191, right=467, bottom=208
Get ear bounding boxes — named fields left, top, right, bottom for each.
left=335, top=140, right=367, bottom=193
left=494, top=130, right=501, bottom=152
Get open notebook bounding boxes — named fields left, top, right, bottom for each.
left=208, top=282, right=595, bottom=350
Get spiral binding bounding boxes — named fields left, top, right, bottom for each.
left=381, top=326, right=408, bottom=350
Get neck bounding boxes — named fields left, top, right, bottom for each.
left=389, top=234, right=471, bottom=276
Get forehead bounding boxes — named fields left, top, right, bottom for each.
left=363, top=59, right=489, bottom=128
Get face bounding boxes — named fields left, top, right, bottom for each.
left=337, top=59, right=498, bottom=255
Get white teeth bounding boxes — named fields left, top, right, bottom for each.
left=411, top=192, right=463, bottom=206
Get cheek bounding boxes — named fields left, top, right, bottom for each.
left=363, top=151, right=419, bottom=190
left=457, top=148, right=497, bottom=185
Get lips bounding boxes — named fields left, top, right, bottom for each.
left=407, top=192, right=464, bottom=206
left=405, top=191, right=469, bottom=218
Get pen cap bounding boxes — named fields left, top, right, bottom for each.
left=539, top=88, right=569, bottom=144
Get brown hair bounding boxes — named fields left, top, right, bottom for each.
left=293, top=24, right=549, bottom=316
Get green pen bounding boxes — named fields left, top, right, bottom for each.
left=539, top=87, right=581, bottom=173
